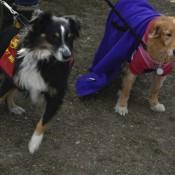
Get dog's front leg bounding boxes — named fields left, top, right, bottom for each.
left=28, top=91, right=65, bottom=154
left=149, top=75, right=166, bottom=112
left=115, top=68, right=136, bottom=116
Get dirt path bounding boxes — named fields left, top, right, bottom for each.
left=0, top=0, right=175, bottom=175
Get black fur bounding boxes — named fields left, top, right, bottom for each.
left=37, top=57, right=70, bottom=125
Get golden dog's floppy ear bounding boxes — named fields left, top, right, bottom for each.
left=149, top=23, right=162, bottom=39
left=148, top=17, right=169, bottom=39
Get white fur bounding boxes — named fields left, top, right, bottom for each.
left=14, top=49, right=49, bottom=103
left=54, top=25, right=71, bottom=62
left=54, top=50, right=64, bottom=62
left=168, top=49, right=174, bottom=57
left=151, top=103, right=166, bottom=112
left=32, top=49, right=51, bottom=60
left=115, top=104, right=128, bottom=116
left=17, top=48, right=51, bottom=60
left=9, top=105, right=26, bottom=115
left=28, top=132, right=44, bottom=154
left=17, top=48, right=30, bottom=58
left=61, top=25, right=66, bottom=44
left=55, top=47, right=71, bottom=62
left=52, top=16, right=68, bottom=24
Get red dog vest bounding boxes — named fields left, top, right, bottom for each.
left=129, top=20, right=173, bottom=76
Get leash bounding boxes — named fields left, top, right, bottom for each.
left=104, top=0, right=147, bottom=50
left=0, top=0, right=30, bottom=27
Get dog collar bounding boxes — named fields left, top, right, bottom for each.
left=68, top=55, right=75, bottom=67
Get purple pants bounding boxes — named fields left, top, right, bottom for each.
left=15, top=0, right=38, bottom=5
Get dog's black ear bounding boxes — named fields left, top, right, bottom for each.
left=65, top=15, right=81, bottom=38
left=31, top=12, right=52, bottom=33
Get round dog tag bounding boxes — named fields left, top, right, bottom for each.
left=156, top=67, right=164, bottom=75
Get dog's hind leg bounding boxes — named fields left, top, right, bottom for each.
left=6, top=89, right=26, bottom=115
left=0, top=77, right=25, bottom=115
left=149, top=75, right=166, bottom=112
left=28, top=91, right=65, bottom=154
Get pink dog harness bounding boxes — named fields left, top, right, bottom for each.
left=129, top=20, right=173, bottom=76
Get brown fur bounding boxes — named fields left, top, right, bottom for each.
left=115, top=16, right=175, bottom=116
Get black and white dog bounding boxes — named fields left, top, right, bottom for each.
left=0, top=12, right=80, bottom=154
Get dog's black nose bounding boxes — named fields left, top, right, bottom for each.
left=62, top=48, right=71, bottom=59
left=173, top=49, right=175, bottom=56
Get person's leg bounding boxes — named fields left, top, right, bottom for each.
left=15, top=0, right=38, bottom=6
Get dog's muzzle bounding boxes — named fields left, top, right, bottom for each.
left=55, top=46, right=73, bottom=62
left=61, top=47, right=72, bottom=60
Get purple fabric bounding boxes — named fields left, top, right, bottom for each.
left=15, top=0, right=38, bottom=5
left=76, top=0, right=160, bottom=96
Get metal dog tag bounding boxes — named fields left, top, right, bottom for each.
left=156, top=67, right=164, bottom=75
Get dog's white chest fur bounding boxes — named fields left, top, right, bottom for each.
left=14, top=49, right=50, bottom=103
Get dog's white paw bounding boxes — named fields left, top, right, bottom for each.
left=28, top=132, right=43, bottom=154
left=9, top=106, right=26, bottom=115
left=115, top=104, right=128, bottom=116
left=151, top=103, right=166, bottom=112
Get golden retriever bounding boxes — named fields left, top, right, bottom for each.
left=115, top=16, right=175, bottom=116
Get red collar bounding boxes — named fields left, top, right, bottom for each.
left=68, top=55, right=75, bottom=67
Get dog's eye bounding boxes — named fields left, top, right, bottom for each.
left=55, top=33, right=60, bottom=38
left=165, top=33, right=172, bottom=37
left=41, top=33, right=46, bottom=38
left=68, top=33, right=73, bottom=38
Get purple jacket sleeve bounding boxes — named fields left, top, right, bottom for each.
left=76, top=0, right=160, bottom=97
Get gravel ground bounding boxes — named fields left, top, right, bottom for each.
left=0, top=0, right=175, bottom=175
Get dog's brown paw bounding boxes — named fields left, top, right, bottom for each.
left=9, top=106, right=26, bottom=115
left=115, top=104, right=128, bottom=116
left=151, top=103, right=166, bottom=112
